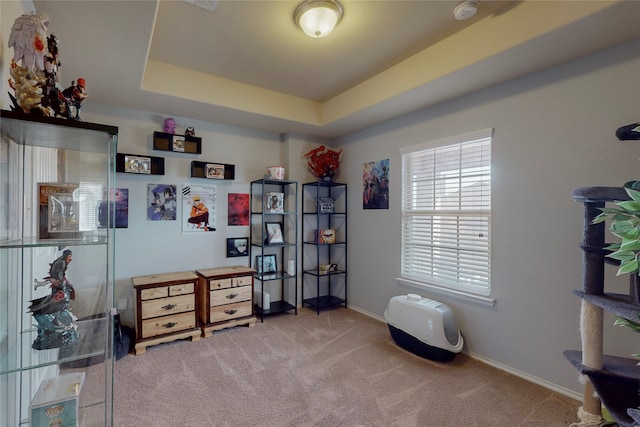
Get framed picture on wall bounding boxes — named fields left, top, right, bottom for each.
left=226, top=237, right=248, bottom=257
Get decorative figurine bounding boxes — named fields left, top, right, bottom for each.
left=29, top=250, right=79, bottom=350
left=185, top=126, right=196, bottom=136
left=163, top=118, right=177, bottom=134
left=7, top=14, right=52, bottom=115
left=61, top=78, right=87, bottom=120
left=303, top=145, right=343, bottom=182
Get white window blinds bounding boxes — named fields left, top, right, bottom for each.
left=400, top=129, right=492, bottom=297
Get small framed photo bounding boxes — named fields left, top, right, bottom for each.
left=227, top=237, right=248, bottom=257
left=124, top=155, right=151, bottom=174
left=317, top=197, right=334, bottom=213
left=172, top=135, right=185, bottom=152
left=264, top=192, right=284, bottom=213
left=206, top=163, right=225, bottom=179
left=255, top=254, right=277, bottom=274
left=265, top=222, right=284, bottom=244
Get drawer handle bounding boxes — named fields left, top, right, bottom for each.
left=224, top=309, right=238, bottom=315
left=226, top=293, right=238, bottom=299
left=175, top=287, right=184, bottom=292
left=162, top=322, right=178, bottom=329
left=162, top=303, right=177, bottom=310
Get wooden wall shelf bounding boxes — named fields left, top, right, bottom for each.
left=116, top=152, right=165, bottom=175
left=190, top=161, right=235, bottom=180
left=153, top=131, right=202, bottom=154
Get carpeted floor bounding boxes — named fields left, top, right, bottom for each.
left=103, top=307, right=579, bottom=426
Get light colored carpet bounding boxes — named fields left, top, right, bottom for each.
left=107, top=308, right=579, bottom=426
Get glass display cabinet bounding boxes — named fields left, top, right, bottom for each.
left=1, top=110, right=118, bottom=426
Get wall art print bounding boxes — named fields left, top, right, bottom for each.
left=182, top=184, right=216, bottom=232
left=226, top=237, right=248, bottom=257
left=363, top=159, right=389, bottom=209
left=228, top=193, right=249, bottom=226
left=98, top=188, right=129, bottom=228
left=147, top=184, right=177, bottom=221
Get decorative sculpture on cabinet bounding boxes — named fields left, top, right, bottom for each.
left=29, top=250, right=79, bottom=350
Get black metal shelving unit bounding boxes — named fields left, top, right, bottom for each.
left=249, top=179, right=298, bottom=322
left=301, top=181, right=348, bottom=314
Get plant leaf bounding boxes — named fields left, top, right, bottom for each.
left=626, top=187, right=640, bottom=202
left=607, top=250, right=636, bottom=261
left=617, top=201, right=640, bottom=212
left=620, top=240, right=640, bottom=251
left=617, top=258, right=639, bottom=275
left=614, top=316, right=640, bottom=332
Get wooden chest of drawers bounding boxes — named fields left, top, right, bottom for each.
left=132, top=271, right=202, bottom=354
left=196, top=266, right=256, bottom=337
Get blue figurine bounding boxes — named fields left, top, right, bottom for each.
left=29, top=250, right=79, bottom=350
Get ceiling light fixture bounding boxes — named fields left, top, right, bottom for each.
left=294, top=0, right=343, bottom=38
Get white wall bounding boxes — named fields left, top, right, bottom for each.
left=334, top=39, right=640, bottom=396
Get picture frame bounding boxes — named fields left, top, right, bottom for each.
left=264, top=192, right=284, bottom=213
left=172, top=135, right=185, bottom=152
left=317, top=196, right=334, bottom=213
left=226, top=237, right=248, bottom=257
left=38, top=183, right=84, bottom=240
left=206, top=163, right=225, bottom=179
left=124, top=155, right=151, bottom=174
left=265, top=222, right=284, bottom=244
left=255, top=254, right=277, bottom=274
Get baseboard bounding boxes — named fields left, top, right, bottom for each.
left=347, top=303, right=582, bottom=402
left=465, top=351, right=582, bottom=401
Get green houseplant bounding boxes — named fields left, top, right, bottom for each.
left=593, top=187, right=640, bottom=305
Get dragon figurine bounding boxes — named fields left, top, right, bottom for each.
left=303, top=145, right=342, bottom=181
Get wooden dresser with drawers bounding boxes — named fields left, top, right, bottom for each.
left=132, top=271, right=202, bottom=354
left=196, top=265, right=256, bottom=337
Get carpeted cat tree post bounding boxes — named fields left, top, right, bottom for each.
left=576, top=195, right=606, bottom=425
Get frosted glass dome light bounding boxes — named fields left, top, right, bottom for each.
left=295, top=1, right=343, bottom=38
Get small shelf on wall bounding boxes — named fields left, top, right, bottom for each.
left=153, top=131, right=201, bottom=154
left=191, top=161, right=235, bottom=180
left=116, top=152, right=165, bottom=175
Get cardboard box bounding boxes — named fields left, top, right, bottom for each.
left=30, top=372, right=85, bottom=427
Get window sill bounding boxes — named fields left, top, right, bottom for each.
left=396, top=277, right=496, bottom=307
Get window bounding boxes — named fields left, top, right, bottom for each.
left=400, top=129, right=492, bottom=299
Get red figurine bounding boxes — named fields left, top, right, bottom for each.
left=62, top=78, right=87, bottom=120
left=303, top=145, right=342, bottom=181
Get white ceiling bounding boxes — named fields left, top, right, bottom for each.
left=31, top=0, right=640, bottom=139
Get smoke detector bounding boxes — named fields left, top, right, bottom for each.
left=454, top=1, right=479, bottom=20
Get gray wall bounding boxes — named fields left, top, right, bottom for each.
left=76, top=106, right=326, bottom=328
left=334, top=39, right=640, bottom=396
